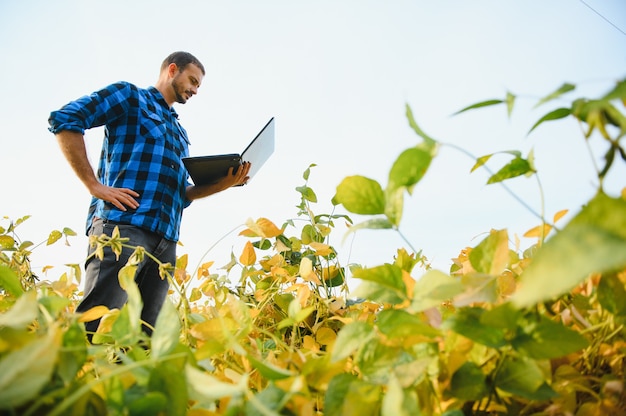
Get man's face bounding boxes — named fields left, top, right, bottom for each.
left=171, top=64, right=204, bottom=104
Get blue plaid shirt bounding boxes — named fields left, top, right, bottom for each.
left=48, top=82, right=192, bottom=241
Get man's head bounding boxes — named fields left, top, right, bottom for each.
left=157, top=51, right=205, bottom=106
left=161, top=51, right=205, bottom=76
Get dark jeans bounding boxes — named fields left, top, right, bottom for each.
left=76, top=218, right=176, bottom=340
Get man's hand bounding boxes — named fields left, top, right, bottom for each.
left=186, top=162, right=252, bottom=201
left=55, top=130, right=140, bottom=211
left=90, top=182, right=140, bottom=211
left=228, top=161, right=252, bottom=187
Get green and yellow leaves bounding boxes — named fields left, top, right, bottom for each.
left=333, top=105, right=437, bottom=234
left=471, top=150, right=536, bottom=185
left=0, top=324, right=62, bottom=409
left=0, top=265, right=24, bottom=297
left=514, top=192, right=626, bottom=307
left=46, top=227, right=76, bottom=246
left=331, top=321, right=375, bottom=363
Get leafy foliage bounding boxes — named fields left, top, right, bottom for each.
left=1, top=79, right=625, bottom=415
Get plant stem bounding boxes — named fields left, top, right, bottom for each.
left=442, top=141, right=547, bottom=223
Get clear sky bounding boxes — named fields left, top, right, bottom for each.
left=1, top=0, right=625, bottom=285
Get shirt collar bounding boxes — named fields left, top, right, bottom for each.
left=147, top=86, right=179, bottom=119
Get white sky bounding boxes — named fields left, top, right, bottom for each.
left=1, top=0, right=625, bottom=286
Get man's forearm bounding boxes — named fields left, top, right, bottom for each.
left=55, top=130, right=100, bottom=192
left=185, top=162, right=251, bottom=201
left=185, top=182, right=232, bottom=201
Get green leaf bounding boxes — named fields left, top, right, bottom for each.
left=449, top=361, right=488, bottom=400
left=602, top=79, right=626, bottom=101
left=443, top=411, right=465, bottom=416
left=486, top=156, right=533, bottom=184
left=342, top=218, right=393, bottom=244
left=39, top=295, right=71, bottom=318
left=513, top=192, right=626, bottom=307
left=470, top=154, right=492, bottom=173
left=352, top=264, right=406, bottom=297
left=0, top=265, right=24, bottom=297
left=469, top=229, right=510, bottom=275
left=381, top=374, right=419, bottom=416
left=0, top=235, right=15, bottom=250
left=325, top=374, right=381, bottom=416
left=151, top=298, right=181, bottom=359
left=511, top=316, right=588, bottom=359
left=47, top=230, right=62, bottom=246
left=148, top=359, right=188, bottom=416
left=597, top=272, right=626, bottom=316
left=0, top=325, right=61, bottom=408
left=117, top=265, right=142, bottom=335
left=128, top=392, right=169, bottom=415
left=245, top=383, right=288, bottom=416
left=453, top=99, right=504, bottom=115
left=410, top=270, right=464, bottom=312
left=505, top=91, right=516, bottom=117
left=186, top=364, right=247, bottom=405
left=352, top=281, right=407, bottom=305
left=470, top=150, right=521, bottom=173
left=534, top=83, right=576, bottom=108
left=331, top=321, right=375, bottom=362
left=302, top=164, right=316, bottom=180
left=405, top=103, right=437, bottom=150
left=384, top=187, right=404, bottom=227
left=376, top=309, right=440, bottom=340
left=58, top=322, right=88, bottom=384
left=62, top=227, right=77, bottom=236
left=0, top=290, right=38, bottom=329
left=356, top=338, right=431, bottom=389
left=388, top=147, right=434, bottom=192
left=480, top=302, right=521, bottom=331
left=442, top=307, right=507, bottom=348
left=248, top=355, right=296, bottom=380
left=453, top=274, right=499, bottom=306
left=528, top=107, right=572, bottom=135
left=494, top=355, right=557, bottom=400
left=332, top=175, right=385, bottom=215
left=296, top=185, right=317, bottom=203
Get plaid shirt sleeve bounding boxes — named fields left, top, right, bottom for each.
left=48, top=82, right=192, bottom=241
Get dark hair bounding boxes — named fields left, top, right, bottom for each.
left=161, top=51, right=205, bottom=75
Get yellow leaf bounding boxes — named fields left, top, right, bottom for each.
left=239, top=217, right=283, bottom=238
left=78, top=305, right=110, bottom=322
left=309, top=242, right=333, bottom=256
left=402, top=270, right=415, bottom=299
left=523, top=224, right=552, bottom=238
left=177, top=253, right=189, bottom=270
left=239, top=241, right=257, bottom=266
left=47, top=230, right=62, bottom=246
left=190, top=317, right=238, bottom=343
left=271, top=266, right=291, bottom=281
left=190, top=287, right=202, bottom=302
left=299, top=257, right=322, bottom=284
left=94, top=309, right=120, bottom=338
left=197, top=261, right=215, bottom=279
left=316, top=327, right=337, bottom=346
left=257, top=218, right=283, bottom=237
left=553, top=209, right=568, bottom=222
left=303, top=335, right=319, bottom=351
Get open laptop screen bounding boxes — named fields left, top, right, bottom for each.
left=182, top=117, right=275, bottom=186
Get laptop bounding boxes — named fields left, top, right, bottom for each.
left=183, top=117, right=275, bottom=186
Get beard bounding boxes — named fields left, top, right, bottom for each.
left=172, top=75, right=190, bottom=104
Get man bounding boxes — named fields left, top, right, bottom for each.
left=48, top=51, right=250, bottom=340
